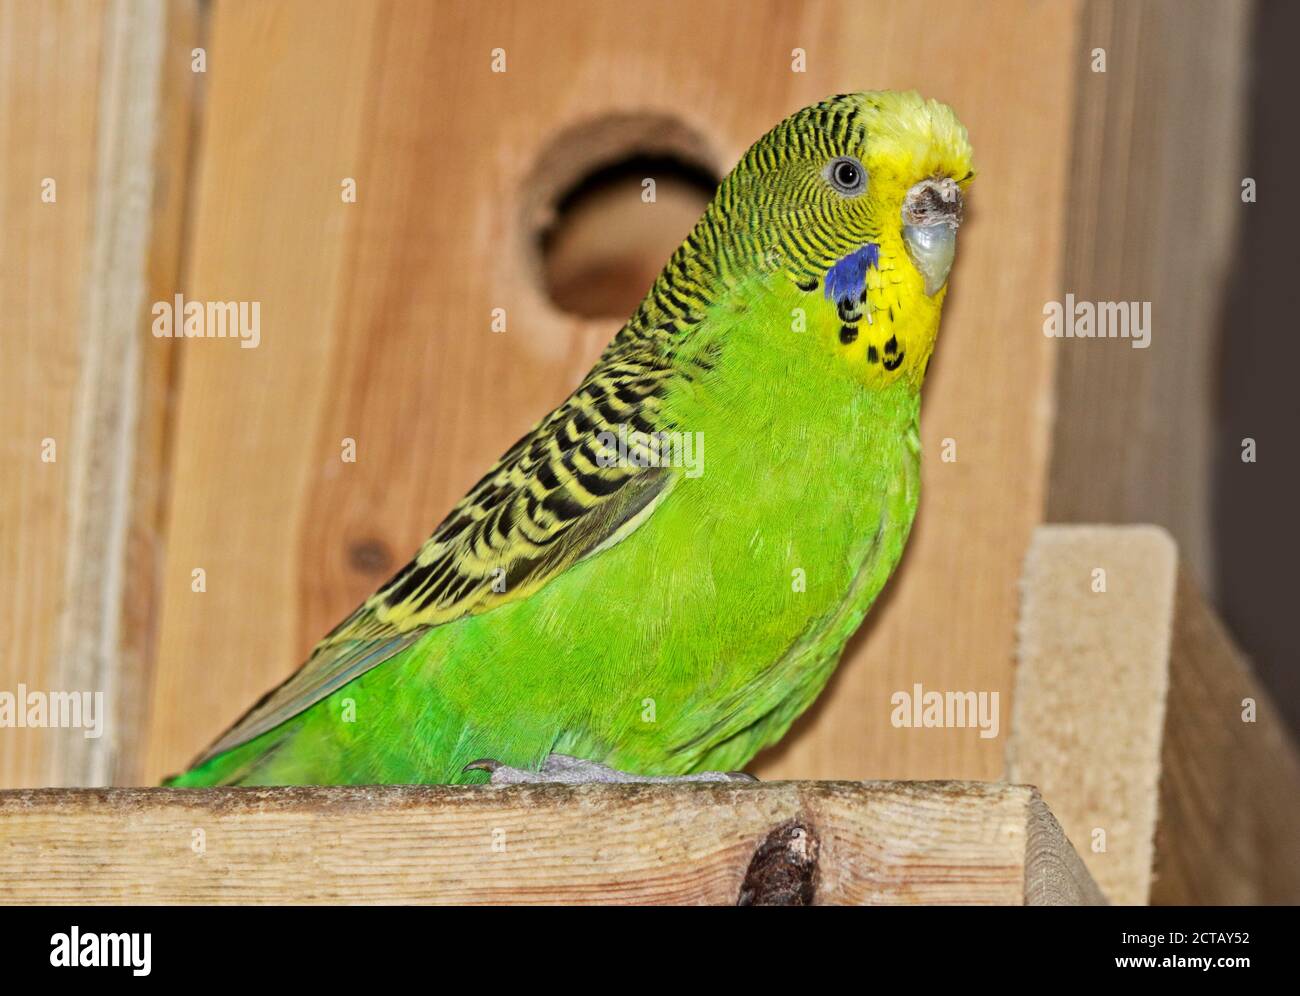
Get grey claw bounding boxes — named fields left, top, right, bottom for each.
left=463, top=758, right=501, bottom=773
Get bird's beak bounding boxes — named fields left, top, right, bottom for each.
left=902, top=177, right=963, bottom=297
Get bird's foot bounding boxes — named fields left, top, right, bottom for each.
left=464, top=753, right=758, bottom=785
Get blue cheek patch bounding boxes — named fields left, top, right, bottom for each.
left=823, top=243, right=881, bottom=307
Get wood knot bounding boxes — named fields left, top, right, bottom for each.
left=737, top=817, right=819, bottom=906
left=347, top=538, right=393, bottom=575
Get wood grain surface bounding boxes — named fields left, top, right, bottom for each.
left=1007, top=525, right=1178, bottom=905
left=1047, top=0, right=1252, bottom=596
left=1151, top=570, right=1300, bottom=904
left=1, top=0, right=115, bottom=787
left=0, top=780, right=1104, bottom=905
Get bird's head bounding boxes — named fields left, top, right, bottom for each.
left=684, top=91, right=974, bottom=389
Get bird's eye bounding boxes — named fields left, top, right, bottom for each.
left=826, top=156, right=867, bottom=196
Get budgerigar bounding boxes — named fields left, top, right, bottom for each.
left=169, top=91, right=973, bottom=787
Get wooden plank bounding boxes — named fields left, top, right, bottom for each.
left=1046, top=0, right=1252, bottom=597
left=0, top=0, right=185, bottom=788
left=1151, top=571, right=1300, bottom=904
left=1006, top=525, right=1177, bottom=906
left=46, top=0, right=168, bottom=787
left=0, top=1, right=166, bottom=795
left=0, top=0, right=102, bottom=787
left=1009, top=527, right=1300, bottom=904
left=143, top=0, right=1079, bottom=786
left=114, top=0, right=203, bottom=787
left=0, top=781, right=1104, bottom=905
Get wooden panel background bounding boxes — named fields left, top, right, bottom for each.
left=1047, top=0, right=1251, bottom=598
left=4, top=0, right=1081, bottom=788
left=0, top=0, right=107, bottom=787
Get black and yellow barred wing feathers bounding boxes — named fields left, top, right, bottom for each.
left=195, top=332, right=684, bottom=763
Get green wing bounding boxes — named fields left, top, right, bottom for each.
left=194, top=332, right=683, bottom=763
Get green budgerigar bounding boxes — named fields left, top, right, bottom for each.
left=170, top=91, right=973, bottom=787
